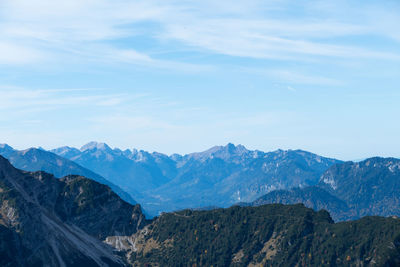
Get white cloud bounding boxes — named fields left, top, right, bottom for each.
left=161, top=16, right=400, bottom=60
left=238, top=68, right=343, bottom=86
left=0, top=0, right=203, bottom=69
left=0, top=87, right=126, bottom=110
left=96, top=46, right=213, bottom=72
left=0, top=0, right=165, bottom=42
left=0, top=42, right=45, bottom=64
left=0, top=0, right=398, bottom=68
left=268, top=70, right=343, bottom=86
left=287, top=86, right=296, bottom=92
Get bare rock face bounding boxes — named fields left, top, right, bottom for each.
left=0, top=156, right=145, bottom=267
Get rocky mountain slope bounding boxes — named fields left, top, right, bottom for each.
left=52, top=142, right=176, bottom=202
left=0, top=156, right=145, bottom=266
left=0, top=145, right=136, bottom=205
left=1, top=155, right=400, bottom=266
left=106, top=204, right=400, bottom=266
left=51, top=142, right=341, bottom=216
left=319, top=157, right=400, bottom=218
left=251, top=157, right=400, bottom=221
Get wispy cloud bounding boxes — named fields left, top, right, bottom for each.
left=287, top=86, right=296, bottom=92
left=0, top=87, right=127, bottom=110
left=0, top=0, right=211, bottom=70
left=268, top=70, right=343, bottom=86
left=239, top=68, right=343, bottom=86
left=0, top=0, right=399, bottom=69
left=0, top=42, right=45, bottom=64
left=160, top=8, right=400, bottom=61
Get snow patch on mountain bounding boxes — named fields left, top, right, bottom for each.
left=322, top=174, right=337, bottom=190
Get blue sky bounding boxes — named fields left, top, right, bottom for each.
left=0, top=0, right=399, bottom=160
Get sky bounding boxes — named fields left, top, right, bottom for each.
left=0, top=0, right=399, bottom=160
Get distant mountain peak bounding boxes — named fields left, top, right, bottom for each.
left=21, top=147, right=39, bottom=155
left=226, top=142, right=247, bottom=151
left=350, top=157, right=400, bottom=175
left=0, top=143, right=14, bottom=151
left=218, top=143, right=249, bottom=156
left=80, top=141, right=111, bottom=152
left=187, top=143, right=251, bottom=162
left=52, top=145, right=75, bottom=152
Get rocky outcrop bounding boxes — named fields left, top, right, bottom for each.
left=0, top=156, right=145, bottom=266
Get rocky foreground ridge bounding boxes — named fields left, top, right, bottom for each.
left=0, top=156, right=145, bottom=266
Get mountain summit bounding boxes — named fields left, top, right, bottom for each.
left=184, top=143, right=252, bottom=162
left=80, top=141, right=112, bottom=152
left=51, top=142, right=341, bottom=216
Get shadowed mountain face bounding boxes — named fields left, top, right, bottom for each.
left=0, top=156, right=145, bottom=267
left=251, top=157, right=400, bottom=221
left=0, top=145, right=136, bottom=206
left=51, top=142, right=341, bottom=216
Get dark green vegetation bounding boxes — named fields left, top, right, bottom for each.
left=119, top=204, right=400, bottom=266
left=252, top=157, right=400, bottom=221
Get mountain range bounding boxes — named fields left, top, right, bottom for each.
left=49, top=142, right=341, bottom=216
left=0, top=144, right=137, bottom=206
left=1, top=155, right=399, bottom=266
left=3, top=142, right=400, bottom=222
left=251, top=157, right=400, bottom=221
